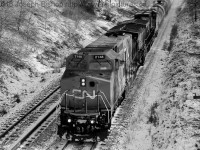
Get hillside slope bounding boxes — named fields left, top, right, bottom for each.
left=0, top=0, right=154, bottom=123
left=152, top=1, right=200, bottom=149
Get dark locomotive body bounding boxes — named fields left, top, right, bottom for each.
left=57, top=0, right=171, bottom=141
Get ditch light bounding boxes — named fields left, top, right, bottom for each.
left=90, top=120, right=95, bottom=124
left=67, top=118, right=72, bottom=123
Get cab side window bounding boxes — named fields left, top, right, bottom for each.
left=115, top=59, right=119, bottom=70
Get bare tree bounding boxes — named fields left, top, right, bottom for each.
left=0, top=0, right=10, bottom=38
left=16, top=0, right=27, bottom=31
left=97, top=0, right=101, bottom=7
left=187, top=0, right=199, bottom=23
left=0, top=9, right=6, bottom=38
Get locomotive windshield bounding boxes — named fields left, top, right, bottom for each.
left=66, top=55, right=87, bottom=70
left=65, top=54, right=113, bottom=71
left=89, top=61, right=112, bottom=70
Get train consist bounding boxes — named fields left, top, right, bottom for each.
left=57, top=0, right=171, bottom=141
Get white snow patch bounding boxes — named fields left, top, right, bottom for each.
left=23, top=54, right=52, bottom=73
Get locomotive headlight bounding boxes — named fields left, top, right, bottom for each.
left=80, top=78, right=86, bottom=87
left=67, top=118, right=72, bottom=123
left=90, top=120, right=95, bottom=124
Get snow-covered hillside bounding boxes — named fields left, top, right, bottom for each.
left=0, top=0, right=153, bottom=128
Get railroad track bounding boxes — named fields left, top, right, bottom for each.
left=0, top=86, right=61, bottom=150
left=60, top=141, right=97, bottom=150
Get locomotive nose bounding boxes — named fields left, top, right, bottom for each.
left=61, top=72, right=111, bottom=112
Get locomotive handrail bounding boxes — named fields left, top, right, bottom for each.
left=64, top=91, right=111, bottom=107
left=98, top=95, right=110, bottom=113
left=98, top=95, right=111, bottom=123
left=63, top=90, right=111, bottom=114
left=99, top=91, right=111, bottom=108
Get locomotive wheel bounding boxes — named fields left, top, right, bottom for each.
left=71, top=136, right=76, bottom=142
left=57, top=124, right=64, bottom=138
left=92, top=135, right=98, bottom=142
left=104, top=123, right=111, bottom=129
left=65, top=133, right=70, bottom=139
left=79, top=138, right=84, bottom=143
left=101, top=121, right=111, bottom=130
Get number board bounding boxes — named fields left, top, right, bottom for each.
left=73, top=54, right=83, bottom=59
left=94, top=55, right=105, bottom=59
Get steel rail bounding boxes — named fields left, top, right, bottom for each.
left=0, top=86, right=60, bottom=140
left=10, top=102, right=60, bottom=150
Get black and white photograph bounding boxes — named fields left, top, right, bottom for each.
left=0, top=0, right=199, bottom=149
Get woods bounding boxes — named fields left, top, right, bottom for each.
left=187, top=0, right=200, bottom=23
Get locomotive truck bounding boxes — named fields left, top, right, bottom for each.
left=57, top=0, right=171, bottom=141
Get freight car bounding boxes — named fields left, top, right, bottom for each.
left=115, top=17, right=155, bottom=61
left=57, top=0, right=171, bottom=141
left=107, top=22, right=148, bottom=65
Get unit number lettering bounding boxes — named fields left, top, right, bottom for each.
left=74, top=54, right=83, bottom=59
left=94, top=55, right=105, bottom=59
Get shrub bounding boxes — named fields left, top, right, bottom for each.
left=62, top=0, right=95, bottom=17
left=80, top=0, right=95, bottom=14
left=0, top=106, right=7, bottom=116
left=102, top=8, right=113, bottom=21
left=148, top=102, right=159, bottom=126
left=168, top=24, right=178, bottom=52
left=40, top=76, right=46, bottom=82
left=176, top=6, right=182, bottom=16
left=190, top=24, right=200, bottom=37
left=170, top=24, right=178, bottom=40
left=13, top=94, right=20, bottom=103
left=162, top=41, right=169, bottom=51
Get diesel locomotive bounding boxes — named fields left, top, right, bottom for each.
left=57, top=0, right=171, bottom=141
